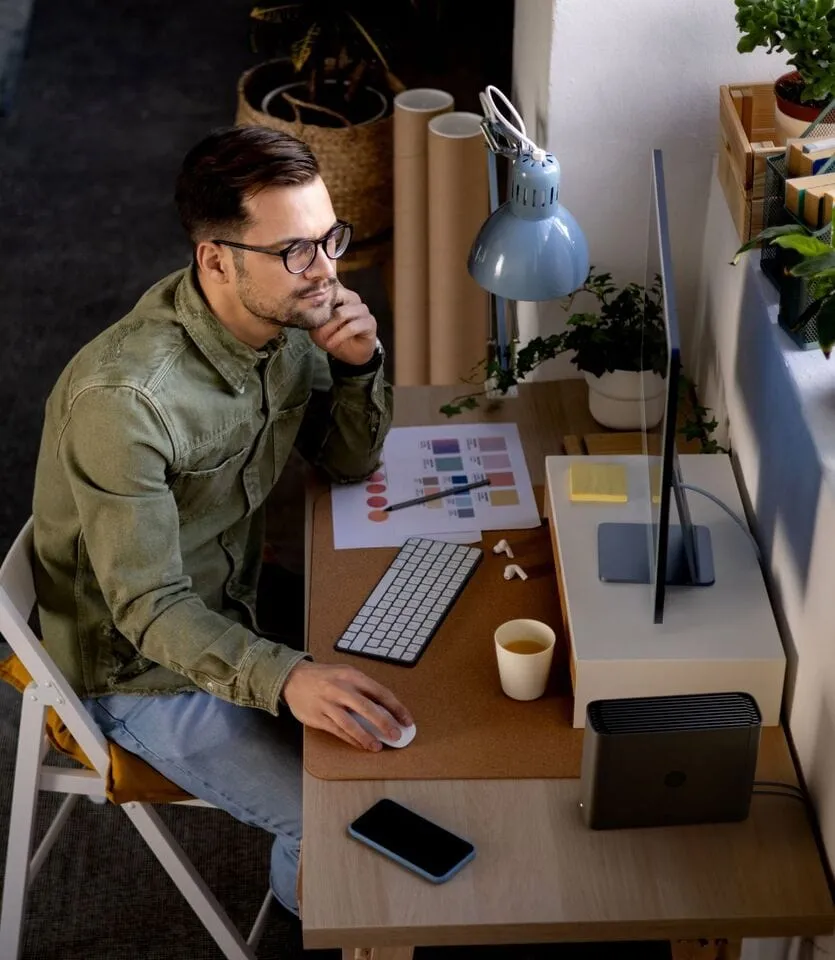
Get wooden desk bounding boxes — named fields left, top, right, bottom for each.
left=301, top=381, right=835, bottom=958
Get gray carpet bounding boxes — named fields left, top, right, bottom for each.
left=0, top=0, right=34, bottom=114
left=0, top=1, right=671, bottom=957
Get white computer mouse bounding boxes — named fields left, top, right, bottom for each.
left=348, top=710, right=417, bottom=749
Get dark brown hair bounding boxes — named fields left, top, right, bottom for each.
left=175, top=125, right=320, bottom=242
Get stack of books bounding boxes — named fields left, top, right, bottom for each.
left=785, top=136, right=835, bottom=229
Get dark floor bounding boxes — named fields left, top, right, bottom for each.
left=0, top=2, right=671, bottom=957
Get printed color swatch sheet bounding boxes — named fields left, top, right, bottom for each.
left=331, top=423, right=540, bottom=549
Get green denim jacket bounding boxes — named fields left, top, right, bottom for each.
left=32, top=267, right=392, bottom=714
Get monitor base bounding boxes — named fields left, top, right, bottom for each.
left=597, top=522, right=715, bottom=586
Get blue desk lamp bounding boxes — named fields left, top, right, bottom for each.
left=467, top=87, right=590, bottom=371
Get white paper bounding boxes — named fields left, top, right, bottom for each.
left=331, top=422, right=540, bottom=549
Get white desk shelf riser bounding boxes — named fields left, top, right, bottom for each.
left=545, top=454, right=786, bottom=727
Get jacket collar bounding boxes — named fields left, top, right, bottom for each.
left=175, top=267, right=270, bottom=394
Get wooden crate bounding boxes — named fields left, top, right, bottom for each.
left=718, top=82, right=784, bottom=243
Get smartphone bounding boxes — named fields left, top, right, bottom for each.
left=348, top=798, right=476, bottom=884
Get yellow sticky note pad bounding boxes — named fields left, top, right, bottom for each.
left=650, top=462, right=661, bottom=504
left=569, top=463, right=628, bottom=503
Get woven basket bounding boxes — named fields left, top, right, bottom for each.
left=236, top=60, right=395, bottom=243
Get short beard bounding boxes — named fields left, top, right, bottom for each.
left=232, top=252, right=337, bottom=332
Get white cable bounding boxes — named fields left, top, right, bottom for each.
left=482, top=85, right=545, bottom=160
left=680, top=483, right=762, bottom=563
left=479, top=90, right=498, bottom=123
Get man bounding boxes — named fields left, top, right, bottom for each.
left=32, top=125, right=412, bottom=916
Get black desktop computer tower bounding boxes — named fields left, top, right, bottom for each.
left=579, top=692, right=762, bottom=829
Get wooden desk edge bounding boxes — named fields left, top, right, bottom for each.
left=304, top=912, right=835, bottom=951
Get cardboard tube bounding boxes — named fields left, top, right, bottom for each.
left=427, top=112, right=490, bottom=386
left=393, top=89, right=455, bottom=386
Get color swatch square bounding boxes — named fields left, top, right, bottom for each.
left=432, top=438, right=460, bottom=455
left=457, top=508, right=475, bottom=518
left=422, top=476, right=438, bottom=486
left=435, top=456, right=464, bottom=472
left=478, top=437, right=507, bottom=452
left=489, top=489, right=520, bottom=507
left=486, top=471, right=515, bottom=487
left=481, top=453, right=512, bottom=470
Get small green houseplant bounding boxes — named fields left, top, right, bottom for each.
left=734, top=0, right=835, bottom=139
left=733, top=222, right=835, bottom=355
left=441, top=268, right=667, bottom=425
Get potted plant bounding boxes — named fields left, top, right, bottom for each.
left=247, top=2, right=405, bottom=127
left=441, top=268, right=668, bottom=429
left=733, top=221, right=835, bottom=354
left=237, top=2, right=410, bottom=241
left=734, top=0, right=835, bottom=144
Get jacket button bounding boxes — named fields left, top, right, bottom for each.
left=206, top=681, right=215, bottom=691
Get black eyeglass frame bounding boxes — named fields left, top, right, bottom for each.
left=211, top=220, right=353, bottom=274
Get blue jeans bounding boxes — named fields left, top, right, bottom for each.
left=84, top=691, right=303, bottom=914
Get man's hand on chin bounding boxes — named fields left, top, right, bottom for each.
left=308, top=285, right=377, bottom=366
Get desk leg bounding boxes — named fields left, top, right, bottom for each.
left=343, top=948, right=414, bottom=960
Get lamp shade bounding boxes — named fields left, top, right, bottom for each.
left=467, top=151, right=589, bottom=301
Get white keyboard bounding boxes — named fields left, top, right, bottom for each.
left=334, top=537, right=483, bottom=666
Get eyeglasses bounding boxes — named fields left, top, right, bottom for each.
left=212, top=220, right=353, bottom=275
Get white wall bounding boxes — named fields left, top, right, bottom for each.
left=512, top=0, right=790, bottom=380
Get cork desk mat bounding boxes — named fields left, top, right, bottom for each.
left=303, top=486, right=585, bottom=781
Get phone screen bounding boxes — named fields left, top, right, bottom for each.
left=349, top=799, right=475, bottom=881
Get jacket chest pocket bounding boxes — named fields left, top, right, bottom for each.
left=272, top=398, right=309, bottom=484
left=171, top=445, right=250, bottom=523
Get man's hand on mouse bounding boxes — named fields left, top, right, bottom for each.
left=281, top=661, right=413, bottom=751
left=308, top=285, right=377, bottom=367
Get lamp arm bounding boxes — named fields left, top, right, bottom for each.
left=487, top=147, right=511, bottom=373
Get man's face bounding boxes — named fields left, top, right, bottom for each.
left=231, top=176, right=341, bottom=337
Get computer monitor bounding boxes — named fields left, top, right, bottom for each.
left=596, top=149, right=714, bottom=623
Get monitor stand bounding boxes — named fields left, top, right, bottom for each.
left=597, top=522, right=715, bottom=586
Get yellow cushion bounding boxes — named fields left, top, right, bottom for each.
left=0, top=653, right=191, bottom=805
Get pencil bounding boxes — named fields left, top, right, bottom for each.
left=383, top=478, right=491, bottom=513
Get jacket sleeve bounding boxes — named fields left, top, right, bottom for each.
left=294, top=345, right=393, bottom=482
left=57, top=385, right=310, bottom=714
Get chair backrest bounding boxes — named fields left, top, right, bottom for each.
left=0, top=518, right=110, bottom=773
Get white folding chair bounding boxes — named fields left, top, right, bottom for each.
left=0, top=518, right=272, bottom=960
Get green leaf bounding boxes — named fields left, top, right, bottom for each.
left=789, top=253, right=835, bottom=276
left=789, top=295, right=824, bottom=332
left=291, top=23, right=319, bottom=72
left=737, top=34, right=760, bottom=52
left=439, top=395, right=481, bottom=417
left=814, top=296, right=835, bottom=357
left=772, top=234, right=834, bottom=257
left=730, top=224, right=811, bottom=264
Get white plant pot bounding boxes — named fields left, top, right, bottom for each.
left=584, top=370, right=666, bottom=430
left=261, top=80, right=388, bottom=127
left=773, top=103, right=813, bottom=146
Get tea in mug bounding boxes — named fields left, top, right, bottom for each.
left=503, top=638, right=548, bottom=655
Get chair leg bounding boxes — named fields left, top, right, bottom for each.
left=247, top=889, right=273, bottom=948
left=0, top=695, right=48, bottom=960
left=122, top=802, right=257, bottom=960
left=28, top=794, right=80, bottom=882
